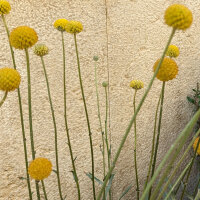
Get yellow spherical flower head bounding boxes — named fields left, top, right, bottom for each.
left=54, top=19, right=69, bottom=32
left=164, top=4, right=193, bottom=30
left=0, top=67, right=21, bottom=91
left=166, top=45, right=180, bottom=58
left=65, top=21, right=83, bottom=34
left=153, top=57, right=178, bottom=82
left=9, top=26, right=38, bottom=50
left=0, top=0, right=11, bottom=15
left=34, top=44, right=49, bottom=57
left=130, top=80, right=144, bottom=90
left=193, top=137, right=200, bottom=155
left=28, top=158, right=52, bottom=181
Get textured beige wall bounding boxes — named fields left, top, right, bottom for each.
left=0, top=0, right=200, bottom=199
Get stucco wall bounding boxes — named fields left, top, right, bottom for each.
left=0, top=0, right=200, bottom=199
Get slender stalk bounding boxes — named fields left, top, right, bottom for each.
left=180, top=133, right=200, bottom=200
left=132, top=89, right=139, bottom=200
left=157, top=128, right=200, bottom=200
left=1, top=14, right=32, bottom=199
left=104, top=85, right=111, bottom=200
left=41, top=180, right=48, bottom=200
left=144, top=93, right=161, bottom=189
left=194, top=190, right=200, bottom=200
left=163, top=159, right=192, bottom=200
left=193, top=175, right=200, bottom=197
left=94, top=60, right=106, bottom=199
left=97, top=28, right=176, bottom=200
left=140, top=108, right=200, bottom=200
left=0, top=91, right=8, bottom=108
left=25, top=48, right=40, bottom=200
left=74, top=33, right=96, bottom=199
left=148, top=81, right=165, bottom=199
left=61, top=32, right=80, bottom=200
left=40, top=56, right=64, bottom=200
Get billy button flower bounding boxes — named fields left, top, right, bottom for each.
left=166, top=45, right=180, bottom=58
left=65, top=20, right=83, bottom=34
left=0, top=67, right=20, bottom=91
left=28, top=158, right=52, bottom=181
left=153, top=57, right=178, bottom=82
left=130, top=80, right=144, bottom=90
left=34, top=44, right=49, bottom=57
left=9, top=26, right=38, bottom=49
left=0, top=0, right=11, bottom=15
left=54, top=18, right=69, bottom=32
left=164, top=4, right=193, bottom=30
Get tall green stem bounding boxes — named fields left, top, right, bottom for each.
left=74, top=33, right=96, bottom=200
left=148, top=81, right=165, bottom=199
left=61, top=32, right=81, bottom=200
left=1, top=14, right=32, bottom=199
left=94, top=60, right=106, bottom=199
left=40, top=56, right=64, bottom=200
left=97, top=28, right=176, bottom=200
left=0, top=91, right=8, bottom=107
left=144, top=93, right=161, bottom=189
left=25, top=48, right=40, bottom=200
left=133, top=89, right=139, bottom=200
left=41, top=180, right=48, bottom=200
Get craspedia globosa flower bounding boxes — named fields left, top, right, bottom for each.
left=9, top=26, right=38, bottom=50
left=164, top=4, right=193, bottom=30
left=54, top=19, right=69, bottom=32
left=193, top=137, right=200, bottom=155
left=130, top=80, right=144, bottom=90
left=0, top=0, right=11, bottom=15
left=153, top=57, right=178, bottom=82
left=34, top=44, right=49, bottom=57
left=65, top=21, right=83, bottom=34
left=28, top=158, right=52, bottom=181
left=0, top=68, right=21, bottom=91
left=166, top=45, right=180, bottom=58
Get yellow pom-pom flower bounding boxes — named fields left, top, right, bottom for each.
left=130, top=80, right=144, bottom=90
left=34, top=44, right=49, bottom=57
left=65, top=21, right=83, bottom=34
left=193, top=137, right=200, bottom=155
left=166, top=45, right=180, bottom=58
left=153, top=57, right=178, bottom=82
left=54, top=19, right=69, bottom=32
left=0, top=67, right=21, bottom=91
left=9, top=26, right=38, bottom=50
left=28, top=158, right=52, bottom=181
left=0, top=0, right=11, bottom=15
left=164, top=4, right=193, bottom=30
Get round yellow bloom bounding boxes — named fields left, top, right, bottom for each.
left=166, top=45, right=180, bottom=58
left=65, top=21, right=83, bottom=34
left=0, top=0, right=11, bottom=15
left=34, top=44, right=49, bottom=57
left=10, top=26, right=38, bottom=50
left=193, top=137, right=200, bottom=155
left=130, top=80, right=144, bottom=90
left=54, top=19, right=69, bottom=32
left=164, top=4, right=193, bottom=30
left=0, top=67, right=21, bottom=91
left=28, top=158, right=52, bottom=181
left=153, top=57, right=178, bottom=82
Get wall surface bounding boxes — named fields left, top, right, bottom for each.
left=0, top=0, right=200, bottom=199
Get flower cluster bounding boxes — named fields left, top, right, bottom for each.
left=193, top=137, right=200, bottom=155
left=9, top=26, right=38, bottom=50
left=34, top=44, right=49, bottom=57
left=166, top=45, right=180, bottom=58
left=164, top=4, right=193, bottom=30
left=130, top=80, right=144, bottom=90
left=54, top=19, right=69, bottom=32
left=153, top=57, right=178, bottom=82
left=0, top=0, right=11, bottom=15
left=28, top=157, right=52, bottom=181
left=0, top=67, right=21, bottom=91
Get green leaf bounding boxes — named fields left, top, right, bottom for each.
left=187, top=96, right=195, bottom=104
left=86, top=172, right=103, bottom=185
left=18, top=176, right=27, bottom=180
left=52, top=169, right=57, bottom=174
left=119, top=184, right=132, bottom=200
left=70, top=171, right=78, bottom=182
left=105, top=174, right=115, bottom=198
